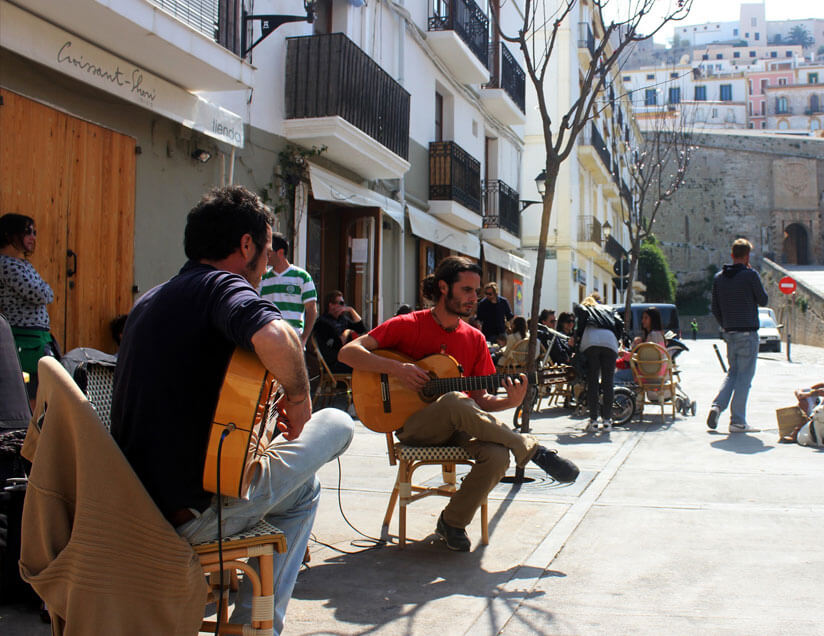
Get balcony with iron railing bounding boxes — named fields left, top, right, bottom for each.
left=578, top=123, right=612, bottom=184
left=283, top=33, right=411, bottom=179
left=577, top=216, right=603, bottom=259
left=481, top=180, right=521, bottom=248
left=428, top=0, right=490, bottom=84
left=621, top=179, right=633, bottom=206
left=577, top=22, right=596, bottom=59
left=480, top=42, right=526, bottom=124
left=428, top=141, right=483, bottom=230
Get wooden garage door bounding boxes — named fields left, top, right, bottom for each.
left=0, top=88, right=135, bottom=353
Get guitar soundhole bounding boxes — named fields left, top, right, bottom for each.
left=419, top=371, right=438, bottom=402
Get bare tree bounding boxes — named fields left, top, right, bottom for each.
left=490, top=0, right=693, bottom=432
left=618, top=110, right=695, bottom=323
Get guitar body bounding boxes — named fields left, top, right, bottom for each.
left=202, top=348, right=280, bottom=499
left=352, top=350, right=462, bottom=433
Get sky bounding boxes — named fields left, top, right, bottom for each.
left=638, top=0, right=824, bottom=44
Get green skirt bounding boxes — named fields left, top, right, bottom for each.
left=11, top=326, right=54, bottom=378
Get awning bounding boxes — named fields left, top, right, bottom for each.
left=482, top=241, right=531, bottom=279
left=407, top=205, right=480, bottom=258
left=308, top=163, right=404, bottom=226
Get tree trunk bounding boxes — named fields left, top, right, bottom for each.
left=519, top=158, right=561, bottom=433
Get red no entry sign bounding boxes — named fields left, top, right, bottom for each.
left=779, top=276, right=796, bottom=294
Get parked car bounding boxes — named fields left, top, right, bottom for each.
left=758, top=314, right=782, bottom=352
left=611, top=303, right=681, bottom=340
left=759, top=307, right=777, bottom=324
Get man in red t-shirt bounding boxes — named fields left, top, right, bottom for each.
left=340, top=256, right=578, bottom=552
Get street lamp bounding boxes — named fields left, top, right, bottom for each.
left=603, top=220, right=612, bottom=241
left=519, top=169, right=547, bottom=213
left=535, top=169, right=547, bottom=199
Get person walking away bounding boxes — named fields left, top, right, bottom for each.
left=690, top=318, right=699, bottom=341
left=0, top=213, right=58, bottom=402
left=476, top=282, right=513, bottom=343
left=573, top=296, right=624, bottom=433
left=706, top=238, right=768, bottom=434
left=259, top=232, right=317, bottom=350
left=339, top=257, right=578, bottom=552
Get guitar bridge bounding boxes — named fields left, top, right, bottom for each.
left=380, top=374, right=391, bottom=413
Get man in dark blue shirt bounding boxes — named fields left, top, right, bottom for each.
left=707, top=238, right=768, bottom=434
left=475, top=282, right=513, bottom=343
left=111, top=186, right=353, bottom=633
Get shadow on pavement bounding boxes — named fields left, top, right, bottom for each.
left=709, top=433, right=774, bottom=454
left=291, top=545, right=557, bottom=635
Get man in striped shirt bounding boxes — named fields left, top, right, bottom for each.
left=259, top=232, right=318, bottom=349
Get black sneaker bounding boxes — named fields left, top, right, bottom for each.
left=706, top=407, right=719, bottom=430
left=435, top=512, right=471, bottom=552
left=531, top=446, right=579, bottom=483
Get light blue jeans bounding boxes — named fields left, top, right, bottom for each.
left=712, top=331, right=759, bottom=426
left=177, top=407, right=354, bottom=634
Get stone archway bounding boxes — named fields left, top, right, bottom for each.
left=782, top=223, right=809, bottom=265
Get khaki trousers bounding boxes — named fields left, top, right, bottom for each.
left=398, top=392, right=537, bottom=528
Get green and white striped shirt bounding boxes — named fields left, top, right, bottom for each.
left=258, top=265, right=317, bottom=334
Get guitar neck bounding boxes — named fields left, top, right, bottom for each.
left=425, top=372, right=535, bottom=396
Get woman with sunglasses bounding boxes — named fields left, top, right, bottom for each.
left=0, top=213, right=57, bottom=400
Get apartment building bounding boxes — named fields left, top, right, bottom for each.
left=621, top=64, right=747, bottom=131
left=521, top=3, right=635, bottom=315
left=765, top=64, right=824, bottom=131
left=0, top=0, right=530, bottom=348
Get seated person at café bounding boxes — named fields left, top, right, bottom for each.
left=312, top=290, right=366, bottom=373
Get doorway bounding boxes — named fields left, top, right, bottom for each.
left=306, top=201, right=382, bottom=327
left=782, top=223, right=809, bottom=265
left=0, top=89, right=135, bottom=352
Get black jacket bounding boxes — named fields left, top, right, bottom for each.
left=711, top=263, right=768, bottom=331
left=573, top=305, right=625, bottom=342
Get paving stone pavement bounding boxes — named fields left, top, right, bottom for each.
left=2, top=338, right=822, bottom=636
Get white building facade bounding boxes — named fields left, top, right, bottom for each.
left=0, top=0, right=531, bottom=348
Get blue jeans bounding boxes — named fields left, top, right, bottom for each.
left=712, top=331, right=759, bottom=426
left=177, top=408, right=354, bottom=634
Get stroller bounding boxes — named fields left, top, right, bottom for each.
left=663, top=332, right=697, bottom=416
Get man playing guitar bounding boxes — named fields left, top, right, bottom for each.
left=340, top=256, right=578, bottom=552
left=111, top=186, right=354, bottom=633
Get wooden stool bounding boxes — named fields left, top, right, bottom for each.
left=192, top=520, right=287, bottom=636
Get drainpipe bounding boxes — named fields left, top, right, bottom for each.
left=397, top=0, right=406, bottom=310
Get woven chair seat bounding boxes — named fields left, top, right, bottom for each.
left=394, top=444, right=472, bottom=462
left=191, top=520, right=286, bottom=554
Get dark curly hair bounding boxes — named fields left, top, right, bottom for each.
left=184, top=186, right=274, bottom=262
left=421, top=256, right=482, bottom=302
left=0, top=213, right=35, bottom=254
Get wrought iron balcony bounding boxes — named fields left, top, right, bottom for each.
left=284, top=33, right=411, bottom=177
left=578, top=22, right=595, bottom=57
left=485, top=42, right=526, bottom=113
left=621, top=179, right=633, bottom=206
left=429, top=141, right=482, bottom=215
left=429, top=0, right=490, bottom=71
left=589, top=123, right=612, bottom=173
left=483, top=180, right=520, bottom=238
left=578, top=215, right=602, bottom=246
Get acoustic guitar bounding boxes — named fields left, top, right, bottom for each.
left=352, top=349, right=568, bottom=433
left=202, top=348, right=284, bottom=499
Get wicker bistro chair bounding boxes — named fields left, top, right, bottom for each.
left=309, top=335, right=352, bottom=409
left=192, top=521, right=287, bottom=636
left=81, top=361, right=287, bottom=635
left=630, top=342, right=678, bottom=424
left=382, top=433, right=489, bottom=549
